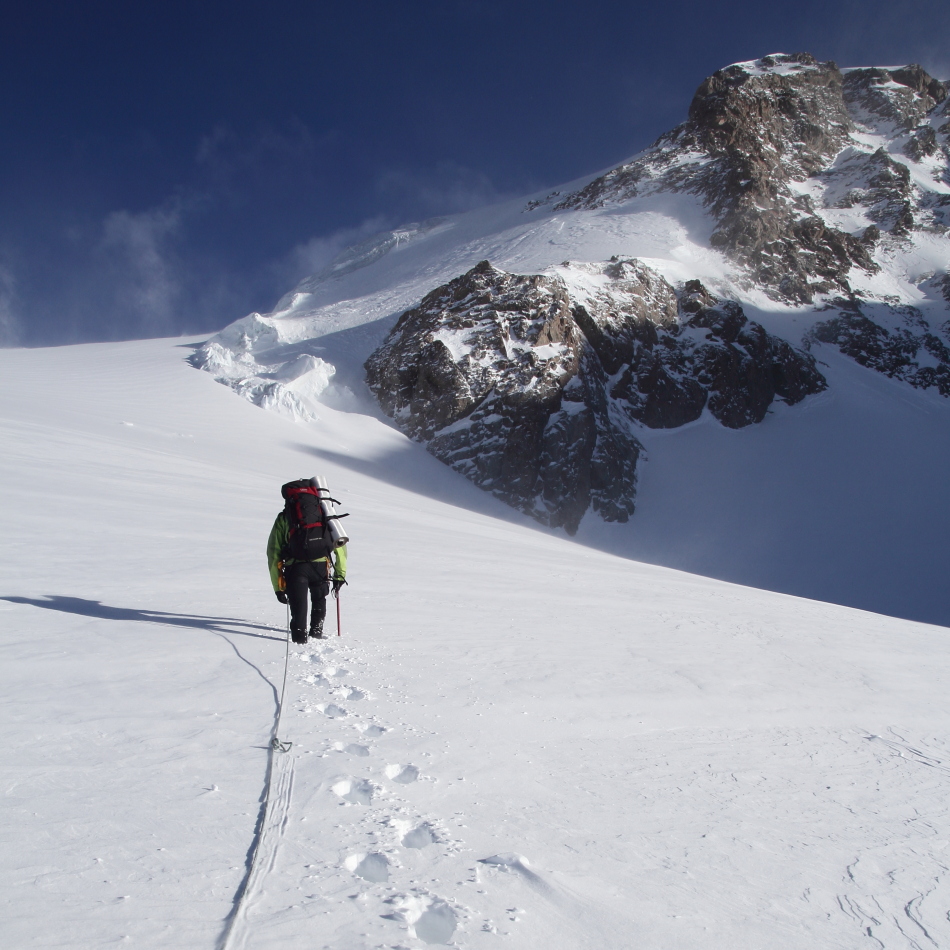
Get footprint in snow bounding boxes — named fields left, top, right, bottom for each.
left=414, top=901, right=457, bottom=945
left=345, top=851, right=390, bottom=882
left=358, top=724, right=387, bottom=738
left=401, top=823, right=437, bottom=849
left=332, top=742, right=370, bottom=757
left=385, top=764, right=420, bottom=784
left=384, top=894, right=456, bottom=945
left=331, top=778, right=376, bottom=805
left=332, top=685, right=366, bottom=701
left=317, top=703, right=348, bottom=719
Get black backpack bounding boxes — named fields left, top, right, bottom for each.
left=281, top=479, right=334, bottom=561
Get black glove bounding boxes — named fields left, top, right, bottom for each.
left=332, top=577, right=347, bottom=595
left=275, top=590, right=288, bottom=604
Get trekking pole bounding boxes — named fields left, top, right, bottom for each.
left=336, top=589, right=342, bottom=637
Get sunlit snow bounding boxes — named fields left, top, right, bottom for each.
left=2, top=337, right=950, bottom=949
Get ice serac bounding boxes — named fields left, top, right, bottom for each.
left=365, top=259, right=825, bottom=532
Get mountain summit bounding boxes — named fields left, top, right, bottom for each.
left=550, top=53, right=947, bottom=304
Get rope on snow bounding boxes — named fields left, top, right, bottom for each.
left=216, top=603, right=294, bottom=950
left=271, top=602, right=293, bottom=753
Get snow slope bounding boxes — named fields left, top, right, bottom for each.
left=3, top=337, right=950, bottom=949
left=579, top=343, right=950, bottom=626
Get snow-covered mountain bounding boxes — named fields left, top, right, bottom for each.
left=193, top=53, right=950, bottom=626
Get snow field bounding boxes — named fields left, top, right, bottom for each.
left=2, top=338, right=950, bottom=949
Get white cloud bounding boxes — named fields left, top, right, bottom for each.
left=282, top=216, right=391, bottom=283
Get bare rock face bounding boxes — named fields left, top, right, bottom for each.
left=365, top=260, right=580, bottom=442
left=583, top=274, right=827, bottom=431
left=366, top=259, right=826, bottom=532
left=365, top=260, right=636, bottom=532
left=811, top=301, right=950, bottom=396
left=819, top=146, right=916, bottom=234
left=545, top=54, right=949, bottom=305
left=843, top=66, right=947, bottom=132
left=553, top=54, right=873, bottom=303
left=365, top=260, right=630, bottom=533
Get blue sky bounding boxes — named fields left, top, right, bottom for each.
left=2, top=0, right=947, bottom=345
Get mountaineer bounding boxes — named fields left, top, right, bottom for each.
left=267, top=478, right=348, bottom=642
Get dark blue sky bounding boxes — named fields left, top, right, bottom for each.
left=2, top=0, right=947, bottom=345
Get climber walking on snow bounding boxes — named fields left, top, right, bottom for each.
left=267, top=478, right=348, bottom=643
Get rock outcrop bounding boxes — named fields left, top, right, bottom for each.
left=810, top=300, right=950, bottom=396
left=365, top=260, right=637, bottom=533
left=366, top=259, right=826, bottom=532
left=843, top=65, right=947, bottom=132
left=610, top=285, right=826, bottom=430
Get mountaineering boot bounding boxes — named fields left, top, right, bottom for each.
left=309, top=620, right=324, bottom=640
left=291, top=627, right=308, bottom=644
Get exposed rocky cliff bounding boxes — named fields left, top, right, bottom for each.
left=809, top=299, right=950, bottom=396
left=365, top=259, right=825, bottom=532
left=542, top=53, right=948, bottom=305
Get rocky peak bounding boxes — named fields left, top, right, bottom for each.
left=687, top=53, right=851, bottom=179
left=552, top=54, right=879, bottom=304
left=890, top=65, right=948, bottom=104
left=544, top=53, right=949, bottom=306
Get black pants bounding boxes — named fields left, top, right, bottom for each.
left=286, top=560, right=329, bottom=639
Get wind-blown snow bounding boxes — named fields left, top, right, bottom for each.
left=3, top=337, right=950, bottom=949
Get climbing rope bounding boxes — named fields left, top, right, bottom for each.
left=217, top=604, right=294, bottom=950
left=271, top=602, right=293, bottom=753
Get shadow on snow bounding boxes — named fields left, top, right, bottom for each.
left=0, top=595, right=285, bottom=641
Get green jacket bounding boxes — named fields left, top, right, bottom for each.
left=266, top=510, right=348, bottom=592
